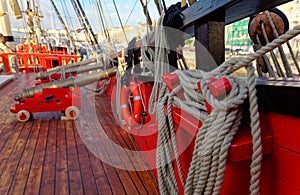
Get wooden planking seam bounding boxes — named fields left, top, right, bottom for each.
left=73, top=122, right=99, bottom=194
left=55, top=120, right=69, bottom=194
left=95, top=97, right=152, bottom=194
left=65, top=121, right=84, bottom=194
left=39, top=119, right=58, bottom=194
left=95, top=95, right=159, bottom=194
left=83, top=92, right=157, bottom=194
left=0, top=121, right=34, bottom=194
left=77, top=98, right=127, bottom=194
left=8, top=119, right=42, bottom=194
left=23, top=120, right=50, bottom=194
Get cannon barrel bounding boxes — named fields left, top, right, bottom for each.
left=35, top=58, right=97, bottom=80
left=20, top=67, right=117, bottom=99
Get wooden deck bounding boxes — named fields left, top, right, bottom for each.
left=0, top=74, right=159, bottom=194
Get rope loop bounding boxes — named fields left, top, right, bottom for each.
left=200, top=75, right=248, bottom=111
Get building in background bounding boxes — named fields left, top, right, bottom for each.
left=225, top=18, right=251, bottom=54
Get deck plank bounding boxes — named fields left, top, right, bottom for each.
left=0, top=73, right=159, bottom=194
left=8, top=120, right=42, bottom=194
left=96, top=98, right=159, bottom=194
left=55, top=120, right=69, bottom=195
left=74, top=127, right=99, bottom=194
left=0, top=121, right=32, bottom=194
left=66, top=121, right=84, bottom=194
left=40, top=120, right=57, bottom=194
left=25, top=120, right=50, bottom=194
left=96, top=95, right=159, bottom=192
left=76, top=102, right=127, bottom=195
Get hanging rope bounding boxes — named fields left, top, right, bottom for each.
left=148, top=12, right=170, bottom=114
left=102, top=0, right=115, bottom=28
left=153, top=12, right=300, bottom=193
left=141, top=34, right=155, bottom=74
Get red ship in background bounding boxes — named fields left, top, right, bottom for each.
left=6, top=0, right=300, bottom=194
left=0, top=0, right=89, bottom=74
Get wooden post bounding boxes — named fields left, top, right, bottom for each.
left=154, top=0, right=161, bottom=15
left=194, top=12, right=225, bottom=71
left=140, top=0, right=153, bottom=31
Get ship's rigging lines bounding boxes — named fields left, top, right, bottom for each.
left=49, top=0, right=76, bottom=50
left=125, top=0, right=139, bottom=26
left=9, top=0, right=174, bottom=52
left=112, top=0, right=129, bottom=44
left=70, top=0, right=99, bottom=49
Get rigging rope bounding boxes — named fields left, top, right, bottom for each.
left=265, top=11, right=293, bottom=78
left=112, top=0, right=129, bottom=44
left=95, top=0, right=108, bottom=39
left=148, top=12, right=170, bottom=114
left=62, top=0, right=76, bottom=31
left=102, top=0, right=115, bottom=28
left=125, top=0, right=139, bottom=25
left=150, top=8, right=300, bottom=194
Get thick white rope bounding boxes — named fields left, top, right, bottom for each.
left=247, top=63, right=263, bottom=195
left=184, top=76, right=248, bottom=194
left=148, top=12, right=170, bottom=114
left=155, top=24, right=300, bottom=195
left=141, top=34, right=156, bottom=75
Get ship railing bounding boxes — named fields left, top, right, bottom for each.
left=0, top=52, right=81, bottom=74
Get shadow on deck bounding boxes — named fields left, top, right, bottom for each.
left=0, top=74, right=159, bottom=194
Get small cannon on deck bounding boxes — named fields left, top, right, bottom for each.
left=10, top=67, right=117, bottom=122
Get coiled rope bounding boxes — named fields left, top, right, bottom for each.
left=153, top=20, right=300, bottom=195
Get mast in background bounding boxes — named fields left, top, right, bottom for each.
left=70, top=0, right=100, bottom=50
left=139, top=0, right=153, bottom=31
left=32, top=0, right=42, bottom=44
left=25, top=0, right=37, bottom=44
left=0, top=0, right=17, bottom=52
left=49, top=0, right=77, bottom=52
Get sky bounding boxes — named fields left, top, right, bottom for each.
left=9, top=0, right=174, bottom=32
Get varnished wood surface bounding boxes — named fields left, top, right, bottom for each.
left=0, top=73, right=159, bottom=194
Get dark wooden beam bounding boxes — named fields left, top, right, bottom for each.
left=181, top=0, right=291, bottom=30
left=194, top=11, right=225, bottom=70
left=225, top=0, right=291, bottom=24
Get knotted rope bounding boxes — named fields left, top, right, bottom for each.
left=154, top=23, right=300, bottom=195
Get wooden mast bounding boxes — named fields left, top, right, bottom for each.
left=0, top=0, right=15, bottom=52
left=71, top=0, right=99, bottom=50
left=154, top=0, right=162, bottom=15
left=32, top=0, right=42, bottom=44
left=139, top=0, right=153, bottom=30
left=25, top=0, right=37, bottom=44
